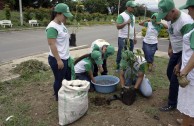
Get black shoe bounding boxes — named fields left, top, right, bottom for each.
left=159, top=105, right=176, bottom=112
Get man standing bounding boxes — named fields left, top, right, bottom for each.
left=157, top=0, right=193, bottom=111
left=116, top=1, right=137, bottom=71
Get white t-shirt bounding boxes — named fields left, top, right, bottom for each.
left=118, top=12, right=135, bottom=39
left=74, top=60, right=88, bottom=73
left=46, top=21, right=70, bottom=60
left=168, top=12, right=193, bottom=53
left=181, top=28, right=194, bottom=85
left=143, top=22, right=159, bottom=44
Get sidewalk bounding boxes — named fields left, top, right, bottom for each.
left=0, top=45, right=168, bottom=82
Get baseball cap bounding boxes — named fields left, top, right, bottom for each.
left=151, top=13, right=161, bottom=22
left=54, top=3, right=73, bottom=18
left=91, top=51, right=103, bottom=65
left=179, top=0, right=194, bottom=10
left=106, top=45, right=115, bottom=55
left=126, top=1, right=137, bottom=8
left=157, top=0, right=175, bottom=20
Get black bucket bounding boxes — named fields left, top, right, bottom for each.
left=69, top=33, right=76, bottom=46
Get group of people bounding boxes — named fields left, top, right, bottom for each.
left=45, top=0, right=194, bottom=125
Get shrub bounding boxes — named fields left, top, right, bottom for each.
left=4, top=4, right=11, bottom=20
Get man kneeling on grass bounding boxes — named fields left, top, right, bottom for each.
left=119, top=50, right=152, bottom=100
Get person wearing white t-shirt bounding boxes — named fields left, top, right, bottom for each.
left=157, top=0, right=193, bottom=112
left=116, top=1, right=137, bottom=71
left=139, top=13, right=168, bottom=71
left=46, top=3, right=73, bottom=101
left=74, top=51, right=103, bottom=92
left=90, top=39, right=115, bottom=77
left=177, top=1, right=194, bottom=125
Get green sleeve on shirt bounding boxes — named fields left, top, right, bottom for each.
left=180, top=24, right=193, bottom=35
left=116, top=15, right=124, bottom=24
left=139, top=63, right=146, bottom=73
left=84, top=63, right=91, bottom=72
left=46, top=27, right=58, bottom=38
left=144, top=22, right=148, bottom=27
left=190, top=31, right=194, bottom=51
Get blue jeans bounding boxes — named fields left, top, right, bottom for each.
left=76, top=72, right=94, bottom=90
left=116, top=37, right=134, bottom=67
left=48, top=55, right=71, bottom=100
left=167, top=51, right=182, bottom=106
left=142, top=42, right=158, bottom=63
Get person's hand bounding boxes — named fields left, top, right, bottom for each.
left=168, top=48, right=173, bottom=57
left=126, top=19, right=131, bottom=25
left=57, top=59, right=64, bottom=69
left=173, top=64, right=180, bottom=76
left=180, top=69, right=188, bottom=77
left=98, top=65, right=104, bottom=73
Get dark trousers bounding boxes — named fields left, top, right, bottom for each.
left=116, top=37, right=134, bottom=67
left=48, top=55, right=71, bottom=100
left=93, top=59, right=108, bottom=77
left=167, top=51, right=182, bottom=106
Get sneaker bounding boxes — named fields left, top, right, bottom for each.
left=159, top=105, right=176, bottom=112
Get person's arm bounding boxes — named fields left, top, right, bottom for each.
left=47, top=28, right=64, bottom=69
left=116, top=15, right=130, bottom=30
left=48, top=39, right=64, bottom=69
left=88, top=70, right=95, bottom=83
left=134, top=71, right=144, bottom=89
left=119, top=70, right=125, bottom=88
left=138, top=19, right=150, bottom=26
left=134, top=28, right=137, bottom=44
left=180, top=53, right=194, bottom=76
left=168, top=41, right=173, bottom=57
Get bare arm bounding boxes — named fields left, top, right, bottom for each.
left=168, top=41, right=173, bottom=57
left=180, top=53, right=194, bottom=76
left=119, top=70, right=125, bottom=88
left=48, top=38, right=64, bottom=69
left=116, top=19, right=131, bottom=30
left=134, top=72, right=144, bottom=89
left=88, top=70, right=95, bottom=83
left=139, top=19, right=150, bottom=26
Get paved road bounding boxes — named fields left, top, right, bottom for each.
left=0, top=24, right=169, bottom=64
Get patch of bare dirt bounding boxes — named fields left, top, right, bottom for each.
left=16, top=80, right=181, bottom=126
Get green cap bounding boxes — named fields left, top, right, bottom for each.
left=126, top=1, right=137, bottom=7
left=157, top=0, right=175, bottom=20
left=91, top=51, right=103, bottom=65
left=106, top=45, right=115, bottom=55
left=179, top=0, right=194, bottom=10
left=151, top=13, right=161, bottom=22
left=54, top=3, right=73, bottom=18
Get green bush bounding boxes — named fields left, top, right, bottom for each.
left=4, top=4, right=11, bottom=20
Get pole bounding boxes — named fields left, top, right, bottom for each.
left=144, top=6, right=147, bottom=20
left=19, top=0, right=23, bottom=26
left=118, top=0, right=120, bottom=15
